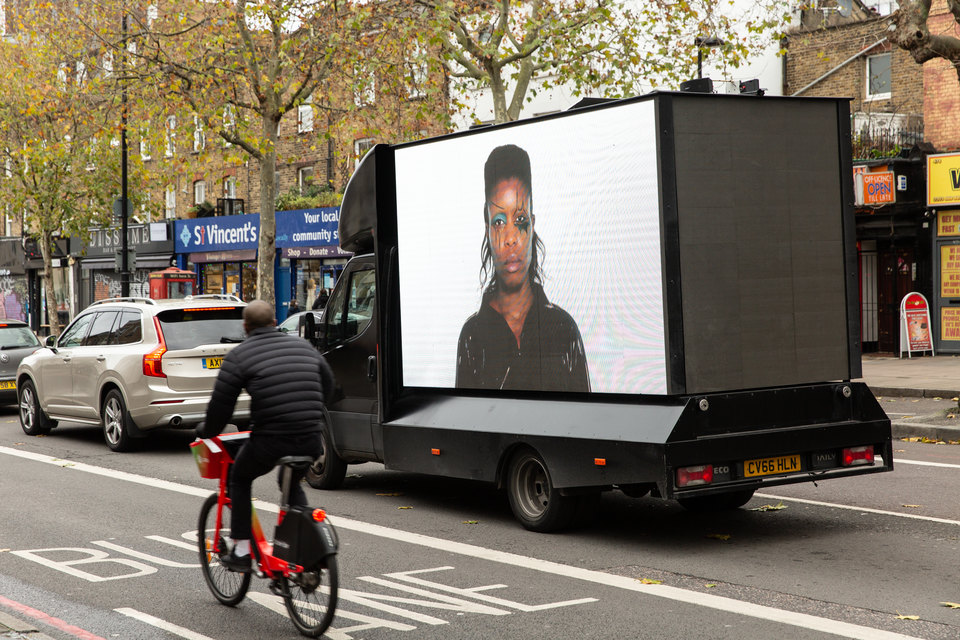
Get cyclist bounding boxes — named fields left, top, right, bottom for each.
left=197, top=299, right=335, bottom=572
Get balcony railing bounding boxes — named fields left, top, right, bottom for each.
left=851, top=112, right=923, bottom=160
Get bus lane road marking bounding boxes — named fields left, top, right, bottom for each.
left=0, top=445, right=928, bottom=640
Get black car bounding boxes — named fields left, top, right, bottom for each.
left=0, top=320, right=40, bottom=404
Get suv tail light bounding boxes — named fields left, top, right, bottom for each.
left=143, top=316, right=167, bottom=378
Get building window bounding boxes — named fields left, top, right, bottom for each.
left=194, top=180, right=206, bottom=205
left=298, top=166, right=314, bottom=193
left=407, top=44, right=427, bottom=99
left=354, top=64, right=375, bottom=107
left=354, top=138, right=374, bottom=169
left=165, top=186, right=176, bottom=219
left=139, top=130, right=151, bottom=161
left=147, top=3, right=158, bottom=27
left=297, top=95, right=314, bottom=133
left=223, top=176, right=236, bottom=199
left=222, top=105, right=235, bottom=148
left=192, top=115, right=205, bottom=153
left=164, top=116, right=176, bottom=157
left=866, top=53, right=891, bottom=100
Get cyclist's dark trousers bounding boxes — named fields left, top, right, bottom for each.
left=229, top=431, right=323, bottom=541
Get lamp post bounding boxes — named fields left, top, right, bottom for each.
left=695, top=36, right=724, bottom=80
left=120, top=8, right=130, bottom=297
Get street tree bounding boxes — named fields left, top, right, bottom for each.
left=115, top=0, right=381, bottom=304
left=0, top=2, right=148, bottom=335
left=412, top=0, right=794, bottom=124
left=890, top=0, right=960, bottom=78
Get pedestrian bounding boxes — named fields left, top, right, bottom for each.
left=288, top=298, right=300, bottom=315
left=312, top=288, right=329, bottom=311
left=196, top=300, right=335, bottom=572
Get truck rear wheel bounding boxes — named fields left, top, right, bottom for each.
left=506, top=449, right=579, bottom=532
left=306, top=426, right=348, bottom=490
left=677, top=489, right=756, bottom=512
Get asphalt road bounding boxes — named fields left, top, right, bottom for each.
left=1, top=404, right=959, bottom=640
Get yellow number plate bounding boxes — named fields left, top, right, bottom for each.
left=744, top=454, right=801, bottom=478
left=202, top=357, right=223, bottom=370
left=0, top=380, right=15, bottom=390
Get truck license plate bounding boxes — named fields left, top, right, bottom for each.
left=202, top=357, right=223, bottom=370
left=744, top=454, right=801, bottom=478
left=0, top=380, right=15, bottom=390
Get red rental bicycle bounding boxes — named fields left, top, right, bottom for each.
left=191, top=432, right=339, bottom=638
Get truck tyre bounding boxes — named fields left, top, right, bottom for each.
left=506, top=449, right=578, bottom=533
left=677, top=489, right=756, bottom=512
left=306, top=426, right=348, bottom=490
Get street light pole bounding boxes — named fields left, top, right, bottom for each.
left=120, top=8, right=130, bottom=297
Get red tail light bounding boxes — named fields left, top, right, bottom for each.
left=677, top=464, right=714, bottom=487
left=841, top=445, right=874, bottom=467
left=312, top=509, right=326, bottom=523
left=143, top=316, right=167, bottom=377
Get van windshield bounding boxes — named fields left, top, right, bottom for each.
left=156, top=307, right=246, bottom=350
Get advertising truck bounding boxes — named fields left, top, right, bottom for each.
left=301, top=90, right=892, bottom=532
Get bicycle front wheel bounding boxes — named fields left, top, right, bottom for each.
left=283, top=555, right=338, bottom=637
left=198, top=493, right=251, bottom=606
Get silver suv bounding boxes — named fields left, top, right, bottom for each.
left=17, top=296, right=251, bottom=451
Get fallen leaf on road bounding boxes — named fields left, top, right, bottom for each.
left=934, top=397, right=943, bottom=401
left=346, top=474, right=362, bottom=478
left=901, top=437, right=922, bottom=442
left=902, top=504, right=922, bottom=508
left=376, top=492, right=403, bottom=497
left=704, top=583, right=717, bottom=588
left=953, top=397, right=959, bottom=402
left=462, top=520, right=479, bottom=525
left=949, top=414, right=957, bottom=419
left=397, top=506, right=413, bottom=510
left=706, top=533, right=731, bottom=541
left=751, top=501, right=787, bottom=512
left=895, top=613, right=920, bottom=620
left=638, top=578, right=662, bottom=584
left=0, top=549, right=9, bottom=553
left=940, top=602, right=960, bottom=609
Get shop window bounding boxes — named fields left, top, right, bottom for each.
left=866, top=53, right=891, bottom=100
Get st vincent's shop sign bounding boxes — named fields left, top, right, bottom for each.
left=175, top=208, right=349, bottom=256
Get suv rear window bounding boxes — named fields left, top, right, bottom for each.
left=157, top=307, right=245, bottom=350
left=0, top=325, right=39, bottom=348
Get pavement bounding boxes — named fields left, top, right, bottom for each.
left=857, top=353, right=960, bottom=442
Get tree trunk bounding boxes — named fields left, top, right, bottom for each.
left=255, top=115, right=278, bottom=308
left=38, top=230, right=61, bottom=337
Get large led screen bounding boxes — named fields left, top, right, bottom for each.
left=395, top=100, right=667, bottom=394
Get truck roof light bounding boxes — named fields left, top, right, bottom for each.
left=677, top=464, right=713, bottom=487
left=842, top=445, right=874, bottom=467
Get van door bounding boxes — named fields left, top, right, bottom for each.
left=323, top=259, right=377, bottom=457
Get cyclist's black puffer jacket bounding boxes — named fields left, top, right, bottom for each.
left=199, top=326, right=335, bottom=437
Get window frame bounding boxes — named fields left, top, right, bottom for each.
left=866, top=52, right=892, bottom=101
left=194, top=180, right=206, bottom=206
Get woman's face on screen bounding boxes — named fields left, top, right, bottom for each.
left=487, top=177, right=534, bottom=293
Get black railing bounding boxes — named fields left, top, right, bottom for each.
left=851, top=114, right=924, bottom=161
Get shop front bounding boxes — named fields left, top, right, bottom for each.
left=0, top=238, right=29, bottom=322
left=276, top=208, right=350, bottom=313
left=928, top=152, right=960, bottom=353
left=174, top=208, right=348, bottom=318
left=24, top=236, right=71, bottom=335
left=853, top=156, right=931, bottom=353
left=73, top=222, right=175, bottom=308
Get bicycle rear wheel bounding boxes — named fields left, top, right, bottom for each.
left=283, top=555, right=338, bottom=637
left=198, top=493, right=251, bottom=606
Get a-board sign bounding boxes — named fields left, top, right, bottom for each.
left=900, top=292, right=934, bottom=358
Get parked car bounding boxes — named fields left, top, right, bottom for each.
left=17, top=296, right=251, bottom=452
left=0, top=320, right=41, bottom=405
left=278, top=310, right=322, bottom=337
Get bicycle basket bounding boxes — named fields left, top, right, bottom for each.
left=190, top=439, right=227, bottom=479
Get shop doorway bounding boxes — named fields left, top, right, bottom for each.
left=877, top=248, right=915, bottom=353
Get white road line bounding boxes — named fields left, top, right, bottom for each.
left=755, top=492, right=960, bottom=526
left=114, top=608, right=216, bottom=640
left=894, top=457, right=960, bottom=470
left=1, top=446, right=924, bottom=640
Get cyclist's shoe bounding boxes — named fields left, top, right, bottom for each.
left=220, top=550, right=252, bottom=572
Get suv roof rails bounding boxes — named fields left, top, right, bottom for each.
left=90, top=297, right=157, bottom=306
left=184, top=294, right=244, bottom=303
